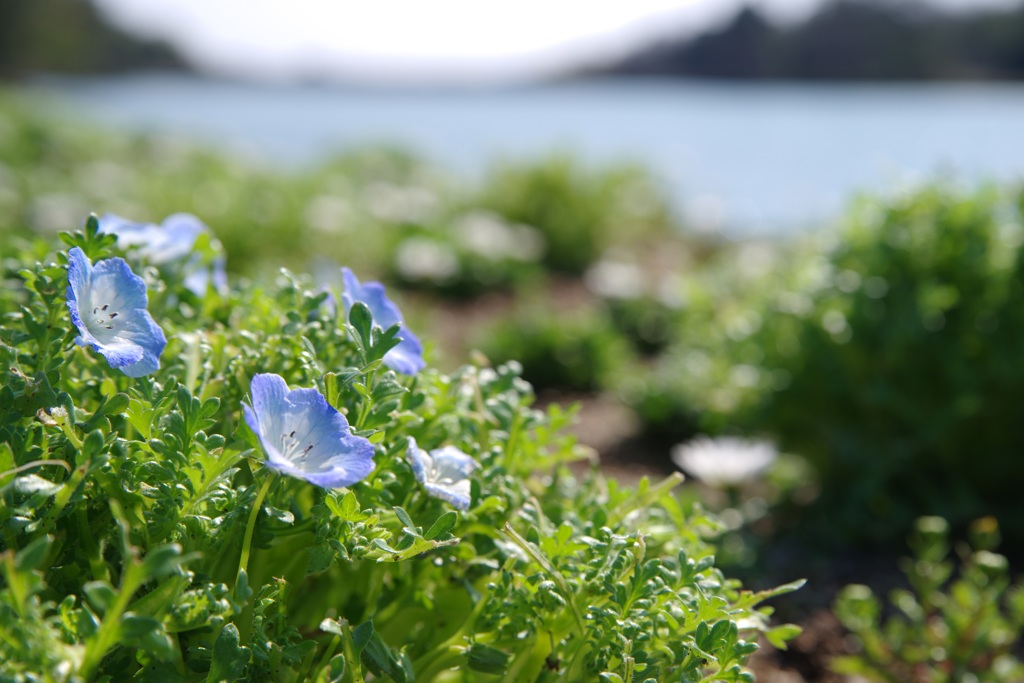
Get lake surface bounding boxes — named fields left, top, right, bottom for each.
left=34, top=74, right=1024, bottom=235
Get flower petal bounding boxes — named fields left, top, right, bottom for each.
left=405, top=439, right=477, bottom=510
left=66, top=247, right=91, bottom=336
left=385, top=333, right=426, bottom=375
left=65, top=248, right=166, bottom=377
left=341, top=267, right=425, bottom=375
left=430, top=446, right=479, bottom=480
left=406, top=437, right=430, bottom=484
left=244, top=374, right=376, bottom=489
left=424, top=479, right=472, bottom=511
left=89, top=257, right=149, bottom=312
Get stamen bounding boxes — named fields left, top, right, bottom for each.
left=101, top=304, right=109, bottom=311
left=109, top=312, right=118, bottom=319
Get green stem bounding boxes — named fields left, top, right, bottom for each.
left=237, top=475, right=275, bottom=581
left=501, top=523, right=586, bottom=637
left=0, top=459, right=71, bottom=482
left=79, top=561, right=145, bottom=679
left=411, top=594, right=489, bottom=676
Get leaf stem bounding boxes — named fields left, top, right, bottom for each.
left=238, top=474, right=275, bottom=581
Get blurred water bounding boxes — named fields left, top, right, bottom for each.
left=36, top=74, right=1024, bottom=235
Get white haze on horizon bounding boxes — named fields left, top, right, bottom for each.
left=93, top=0, right=1024, bottom=84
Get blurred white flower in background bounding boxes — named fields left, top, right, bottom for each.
left=453, top=210, right=544, bottom=262
left=394, top=237, right=459, bottom=282
left=584, top=258, right=645, bottom=299
left=363, top=182, right=438, bottom=224
left=671, top=436, right=777, bottom=488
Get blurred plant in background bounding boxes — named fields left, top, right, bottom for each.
left=472, top=154, right=677, bottom=274
left=754, top=183, right=1024, bottom=546
left=833, top=516, right=1024, bottom=681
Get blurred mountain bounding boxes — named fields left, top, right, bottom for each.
left=0, top=0, right=189, bottom=79
left=598, top=0, right=1024, bottom=80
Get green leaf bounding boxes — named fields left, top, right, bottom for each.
left=466, top=643, right=510, bottom=675
left=352, top=621, right=410, bottom=683
left=424, top=511, right=458, bottom=541
left=393, top=506, right=417, bottom=534
left=83, top=581, right=118, bottom=614
left=326, top=491, right=369, bottom=522
left=348, top=301, right=375, bottom=351
left=765, top=623, right=802, bottom=650
left=14, top=535, right=51, bottom=572
left=351, top=620, right=374, bottom=657
left=327, top=654, right=346, bottom=683
left=120, top=614, right=162, bottom=638
left=142, top=544, right=185, bottom=578
left=323, top=372, right=341, bottom=407
left=207, top=623, right=250, bottom=683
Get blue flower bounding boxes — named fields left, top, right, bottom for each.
left=98, top=212, right=227, bottom=296
left=406, top=437, right=478, bottom=510
left=242, top=373, right=375, bottom=489
left=341, top=267, right=425, bottom=375
left=66, top=247, right=167, bottom=377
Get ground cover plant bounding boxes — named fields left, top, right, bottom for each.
left=833, top=516, right=1024, bottom=681
left=0, top=217, right=802, bottom=681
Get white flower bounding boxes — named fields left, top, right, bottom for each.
left=406, top=437, right=478, bottom=510
left=671, top=436, right=777, bottom=488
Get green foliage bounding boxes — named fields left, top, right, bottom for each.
left=833, top=516, right=1024, bottom=682
left=0, top=94, right=679, bottom=301
left=615, top=241, right=808, bottom=444
left=0, top=227, right=800, bottom=681
left=473, top=154, right=675, bottom=274
left=477, top=303, right=633, bottom=393
left=758, top=183, right=1024, bottom=543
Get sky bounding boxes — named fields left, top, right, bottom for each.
left=94, top=0, right=1023, bottom=84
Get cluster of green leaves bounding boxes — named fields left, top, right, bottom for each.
left=475, top=304, right=632, bottom=394
left=756, top=184, right=1024, bottom=544
left=470, top=155, right=675, bottom=275
left=0, top=224, right=800, bottom=681
left=834, top=516, right=1024, bottom=681
left=547, top=182, right=1024, bottom=550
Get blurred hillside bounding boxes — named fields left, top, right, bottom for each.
left=599, top=0, right=1024, bottom=80
left=0, top=0, right=188, bottom=79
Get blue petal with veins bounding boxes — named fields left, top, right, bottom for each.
left=243, top=373, right=376, bottom=489
left=341, top=267, right=425, bottom=375
left=66, top=247, right=167, bottom=377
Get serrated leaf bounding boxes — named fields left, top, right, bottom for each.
left=143, top=544, right=184, bottom=576
left=348, top=302, right=374, bottom=351
left=765, top=623, right=802, bottom=650
left=207, top=623, right=250, bottom=683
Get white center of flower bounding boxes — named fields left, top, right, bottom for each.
left=88, top=303, right=122, bottom=340
left=281, top=430, right=316, bottom=461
